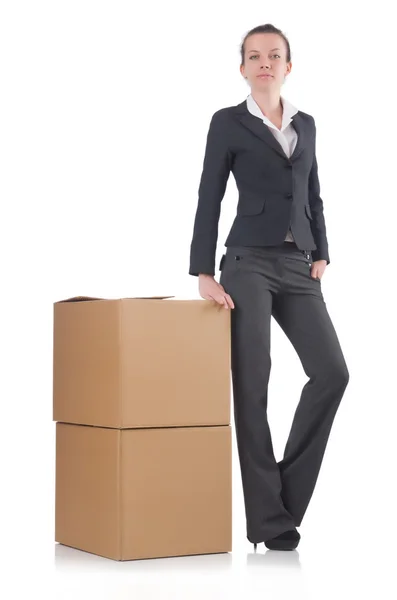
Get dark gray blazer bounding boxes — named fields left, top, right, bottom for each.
left=188, top=98, right=330, bottom=277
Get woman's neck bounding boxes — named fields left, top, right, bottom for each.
left=251, top=91, right=283, bottom=119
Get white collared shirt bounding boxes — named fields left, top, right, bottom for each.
left=246, top=94, right=299, bottom=242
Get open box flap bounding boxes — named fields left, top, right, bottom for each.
left=55, top=295, right=176, bottom=304
left=55, top=296, right=105, bottom=303
left=123, top=296, right=175, bottom=300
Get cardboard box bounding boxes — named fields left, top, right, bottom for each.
left=53, top=296, right=231, bottom=428
left=55, top=422, right=232, bottom=560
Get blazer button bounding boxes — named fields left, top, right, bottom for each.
left=286, top=163, right=293, bottom=169
left=286, top=193, right=293, bottom=199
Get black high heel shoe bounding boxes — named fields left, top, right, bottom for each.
left=264, top=528, right=300, bottom=551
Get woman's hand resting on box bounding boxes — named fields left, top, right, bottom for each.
left=198, top=274, right=235, bottom=309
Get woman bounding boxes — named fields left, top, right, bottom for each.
left=188, top=24, right=349, bottom=551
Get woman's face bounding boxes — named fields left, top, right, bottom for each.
left=240, top=33, right=292, bottom=91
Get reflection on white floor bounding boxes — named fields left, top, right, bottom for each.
left=54, top=541, right=302, bottom=572
left=52, top=541, right=306, bottom=600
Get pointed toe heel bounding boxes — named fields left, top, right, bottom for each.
left=264, top=529, right=301, bottom=551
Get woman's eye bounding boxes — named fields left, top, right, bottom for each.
left=249, top=54, right=280, bottom=60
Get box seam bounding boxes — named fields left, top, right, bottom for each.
left=117, top=429, right=123, bottom=559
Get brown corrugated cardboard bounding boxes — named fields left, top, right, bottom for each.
left=53, top=296, right=231, bottom=428
left=55, top=422, right=232, bottom=560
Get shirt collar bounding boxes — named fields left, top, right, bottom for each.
left=246, top=93, right=299, bottom=131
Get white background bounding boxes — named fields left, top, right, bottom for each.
left=1, top=0, right=396, bottom=598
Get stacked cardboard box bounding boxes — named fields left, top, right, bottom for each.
left=53, top=295, right=232, bottom=561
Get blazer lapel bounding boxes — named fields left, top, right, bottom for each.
left=234, top=99, right=306, bottom=161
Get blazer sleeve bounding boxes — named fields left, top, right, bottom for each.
left=308, top=117, right=330, bottom=265
left=188, top=109, right=233, bottom=277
